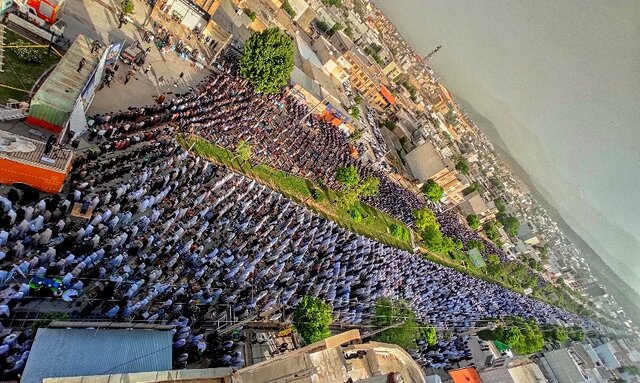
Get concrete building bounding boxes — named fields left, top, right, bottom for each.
left=312, top=36, right=350, bottom=83
left=594, top=342, right=621, bottom=369
left=458, top=190, right=497, bottom=222
left=342, top=50, right=391, bottom=111
left=405, top=142, right=468, bottom=203
left=44, top=330, right=427, bottom=383
left=540, top=349, right=587, bottom=383
left=383, top=61, right=403, bottom=80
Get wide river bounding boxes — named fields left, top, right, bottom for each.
left=373, top=1, right=640, bottom=294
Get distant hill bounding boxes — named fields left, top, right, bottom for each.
left=457, top=98, right=640, bottom=325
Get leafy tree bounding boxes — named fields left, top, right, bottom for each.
left=349, top=105, right=360, bottom=119
left=544, top=325, right=569, bottom=343
left=336, top=165, right=360, bottom=188
left=483, top=220, right=500, bottom=242
left=321, top=0, right=342, bottom=7
left=498, top=215, right=520, bottom=237
left=282, top=0, right=296, bottom=17
left=421, top=179, right=443, bottom=202
left=121, top=0, right=134, bottom=14
left=486, top=254, right=502, bottom=275
left=311, top=188, right=324, bottom=201
left=412, top=208, right=438, bottom=232
left=240, top=28, right=294, bottom=94
left=350, top=128, right=363, bottom=141
left=246, top=10, right=257, bottom=21
left=292, top=296, right=333, bottom=344
left=455, top=158, right=470, bottom=174
left=327, top=22, right=343, bottom=36
left=350, top=208, right=362, bottom=222
left=359, top=176, right=380, bottom=197
left=314, top=19, right=330, bottom=33
left=568, top=326, right=585, bottom=341
left=445, top=110, right=457, bottom=124
left=373, top=298, right=421, bottom=349
left=494, top=198, right=507, bottom=213
left=488, top=317, right=545, bottom=354
left=344, top=25, right=353, bottom=39
left=465, top=239, right=484, bottom=252
left=382, top=119, right=397, bottom=131
left=420, top=325, right=437, bottom=346
left=390, top=224, right=410, bottom=242
left=234, top=140, right=252, bottom=164
left=463, top=181, right=484, bottom=196
left=466, top=214, right=480, bottom=229
left=353, top=94, right=362, bottom=105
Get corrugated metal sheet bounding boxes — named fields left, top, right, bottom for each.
left=28, top=35, right=99, bottom=127
left=21, top=328, right=172, bottom=383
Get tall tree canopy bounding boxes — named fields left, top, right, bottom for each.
left=240, top=28, right=294, bottom=94
left=466, top=214, right=480, bottom=229
left=292, top=296, right=333, bottom=344
left=336, top=165, right=360, bottom=188
left=422, top=179, right=444, bottom=202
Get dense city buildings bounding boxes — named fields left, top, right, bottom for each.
left=0, top=0, right=637, bottom=381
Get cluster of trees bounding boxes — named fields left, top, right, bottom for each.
left=455, top=158, right=470, bottom=175
left=349, top=105, right=361, bottom=119
left=482, top=220, right=501, bottom=243
left=389, top=223, right=410, bottom=243
left=466, top=214, right=480, bottom=229
left=421, top=179, right=444, bottom=202
left=484, top=317, right=545, bottom=354
left=240, top=28, right=294, bottom=94
left=494, top=198, right=520, bottom=237
left=282, top=0, right=296, bottom=17
left=364, top=43, right=383, bottom=65
left=413, top=208, right=461, bottom=255
left=321, top=0, right=342, bottom=7
left=292, top=296, right=333, bottom=344
left=343, top=25, right=354, bottom=39
left=486, top=254, right=538, bottom=289
left=381, top=119, right=397, bottom=131
left=335, top=165, right=380, bottom=209
left=462, top=181, right=484, bottom=196
left=315, top=19, right=343, bottom=37
left=445, top=110, right=457, bottom=124
left=373, top=298, right=436, bottom=349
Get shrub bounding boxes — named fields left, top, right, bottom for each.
left=351, top=209, right=362, bottom=222
left=311, top=188, right=324, bottom=201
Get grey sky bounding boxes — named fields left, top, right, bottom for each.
left=372, top=0, right=640, bottom=292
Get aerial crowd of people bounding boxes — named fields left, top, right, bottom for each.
left=0, top=65, right=597, bottom=376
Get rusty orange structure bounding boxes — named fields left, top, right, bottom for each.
left=0, top=132, right=73, bottom=193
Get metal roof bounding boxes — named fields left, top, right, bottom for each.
left=21, top=328, right=172, bottom=383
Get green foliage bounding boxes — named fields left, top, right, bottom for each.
left=486, top=254, right=501, bottom=275
left=494, top=198, right=507, bottom=213
left=234, top=140, right=252, bottom=164
left=401, top=81, right=417, bottom=101
left=422, top=179, right=444, bottom=202
left=399, top=136, right=408, bottom=147
left=353, top=94, right=362, bottom=105
left=498, top=213, right=520, bottom=237
left=544, top=325, right=569, bottom=343
left=526, top=257, right=542, bottom=271
left=246, top=10, right=257, bottom=21
left=240, top=28, right=294, bottom=94
left=382, top=119, right=397, bottom=131
left=349, top=105, right=361, bottom=118
left=489, top=317, right=545, bottom=354
left=420, top=325, right=438, bottom=346
left=321, top=0, right=342, bottom=7
left=336, top=165, right=360, bottom=188
left=282, top=0, right=296, bottom=17
left=350, top=128, right=363, bottom=141
left=412, top=208, right=438, bottom=232
left=351, top=208, right=363, bottom=222
left=373, top=298, right=421, bottom=350
left=359, top=177, right=380, bottom=197
left=618, top=366, right=640, bottom=376
left=121, top=0, right=134, bottom=14
left=568, top=326, right=585, bottom=341
left=327, top=22, right=343, bottom=36
left=344, top=25, right=354, bottom=39
left=364, top=45, right=383, bottom=65
left=466, top=239, right=484, bottom=252
left=390, top=224, right=410, bottom=242
left=31, top=312, right=69, bottom=334
left=445, top=110, right=457, bottom=124
left=455, top=158, right=470, bottom=174
left=292, top=296, right=333, bottom=344
left=466, top=214, right=481, bottom=229
left=462, top=181, right=484, bottom=196
left=314, top=19, right=330, bottom=33
left=311, top=188, right=324, bottom=201
left=483, top=220, right=500, bottom=242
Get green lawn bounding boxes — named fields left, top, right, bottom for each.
left=0, top=29, right=60, bottom=103
left=179, top=135, right=413, bottom=251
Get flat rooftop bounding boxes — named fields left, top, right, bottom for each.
left=0, top=130, right=73, bottom=173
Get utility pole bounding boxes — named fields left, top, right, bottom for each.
left=211, top=34, right=233, bottom=65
